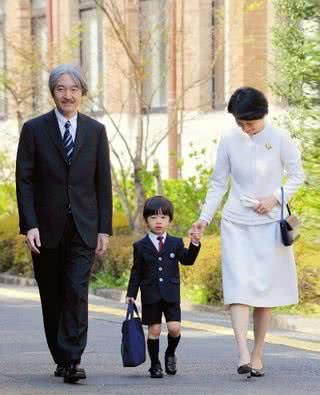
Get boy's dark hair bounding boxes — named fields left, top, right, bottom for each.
left=143, top=195, right=174, bottom=221
left=227, top=87, right=268, bottom=120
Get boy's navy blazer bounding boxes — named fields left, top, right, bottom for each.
left=127, top=234, right=200, bottom=304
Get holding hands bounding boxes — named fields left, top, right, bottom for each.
left=189, top=221, right=206, bottom=244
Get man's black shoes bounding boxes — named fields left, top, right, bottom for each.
left=63, top=364, right=86, bottom=384
left=165, top=353, right=177, bottom=375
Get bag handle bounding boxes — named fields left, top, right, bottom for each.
left=126, top=302, right=140, bottom=320
left=281, top=186, right=291, bottom=220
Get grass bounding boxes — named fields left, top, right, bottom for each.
left=274, top=303, right=320, bottom=317
left=90, top=270, right=129, bottom=290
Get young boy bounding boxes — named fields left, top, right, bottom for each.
left=126, top=195, right=201, bottom=378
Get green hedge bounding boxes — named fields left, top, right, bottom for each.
left=0, top=215, right=33, bottom=277
left=91, top=232, right=320, bottom=314
left=1, top=214, right=319, bottom=314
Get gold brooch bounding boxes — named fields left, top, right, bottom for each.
left=265, top=143, right=272, bottom=150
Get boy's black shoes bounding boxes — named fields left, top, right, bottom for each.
left=64, top=363, right=86, bottom=384
left=149, top=362, right=164, bottom=378
left=165, top=353, right=177, bottom=375
left=54, top=364, right=66, bottom=377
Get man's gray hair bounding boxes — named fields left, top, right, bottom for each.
left=48, top=64, right=88, bottom=96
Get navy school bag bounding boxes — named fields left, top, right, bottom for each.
left=121, top=302, right=146, bottom=367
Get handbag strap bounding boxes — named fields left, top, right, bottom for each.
left=126, top=302, right=140, bottom=320
left=281, top=186, right=291, bottom=220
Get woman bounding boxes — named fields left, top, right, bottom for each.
left=192, top=87, right=304, bottom=377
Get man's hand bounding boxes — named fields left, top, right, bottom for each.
left=26, top=228, right=41, bottom=254
left=95, top=233, right=109, bottom=256
left=256, top=195, right=279, bottom=215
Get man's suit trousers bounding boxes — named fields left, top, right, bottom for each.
left=32, top=214, right=95, bottom=364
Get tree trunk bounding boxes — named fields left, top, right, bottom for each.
left=17, top=106, right=24, bottom=134
left=168, top=0, right=178, bottom=179
left=133, top=165, right=146, bottom=235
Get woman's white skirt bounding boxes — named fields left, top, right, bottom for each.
left=221, top=219, right=299, bottom=307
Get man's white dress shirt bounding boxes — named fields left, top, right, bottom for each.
left=54, top=108, right=78, bottom=142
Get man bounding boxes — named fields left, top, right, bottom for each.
left=16, top=64, right=112, bottom=383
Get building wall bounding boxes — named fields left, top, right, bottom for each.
left=0, top=0, right=276, bottom=120
left=224, top=0, right=275, bottom=99
left=0, top=0, right=280, bottom=178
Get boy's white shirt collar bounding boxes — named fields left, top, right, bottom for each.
left=148, top=231, right=200, bottom=249
left=148, top=231, right=167, bottom=251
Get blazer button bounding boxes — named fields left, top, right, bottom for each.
left=159, top=278, right=163, bottom=282
left=159, top=267, right=163, bottom=271
left=158, top=257, right=162, bottom=261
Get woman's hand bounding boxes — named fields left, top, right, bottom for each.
left=189, top=219, right=208, bottom=239
left=256, top=195, right=279, bottom=215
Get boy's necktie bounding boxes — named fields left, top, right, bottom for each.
left=157, top=236, right=164, bottom=252
left=63, top=120, right=74, bottom=164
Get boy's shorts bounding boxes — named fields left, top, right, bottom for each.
left=142, top=300, right=181, bottom=325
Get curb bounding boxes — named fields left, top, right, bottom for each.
left=1, top=273, right=320, bottom=336
left=0, top=273, right=37, bottom=287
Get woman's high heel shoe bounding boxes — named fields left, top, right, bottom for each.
left=250, top=367, right=265, bottom=377
left=237, top=364, right=252, bottom=375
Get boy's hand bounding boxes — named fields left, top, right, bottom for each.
left=189, top=223, right=201, bottom=244
left=126, top=297, right=135, bottom=304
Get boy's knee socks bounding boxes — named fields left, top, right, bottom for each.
left=166, top=334, right=181, bottom=356
left=147, top=338, right=160, bottom=366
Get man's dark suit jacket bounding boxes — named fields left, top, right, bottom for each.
left=126, top=234, right=200, bottom=304
left=16, top=109, right=113, bottom=248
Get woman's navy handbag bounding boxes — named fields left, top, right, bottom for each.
left=121, top=302, right=146, bottom=367
left=280, top=186, right=300, bottom=246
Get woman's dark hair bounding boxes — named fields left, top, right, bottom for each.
left=143, top=195, right=174, bottom=221
left=227, top=87, right=268, bottom=120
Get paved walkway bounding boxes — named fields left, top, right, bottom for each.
left=0, top=285, right=319, bottom=395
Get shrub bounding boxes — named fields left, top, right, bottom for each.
left=0, top=214, right=32, bottom=276
left=1, top=218, right=319, bottom=316
left=181, top=234, right=223, bottom=304
left=294, top=238, right=320, bottom=307
left=91, top=234, right=135, bottom=288
left=0, top=213, right=134, bottom=278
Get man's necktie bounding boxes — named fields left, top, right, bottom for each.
left=63, top=120, right=74, bottom=164
left=157, top=236, right=164, bottom=252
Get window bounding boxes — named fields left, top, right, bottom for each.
left=31, top=0, right=49, bottom=114
left=80, top=0, right=103, bottom=112
left=32, top=0, right=46, bottom=9
left=140, top=0, right=167, bottom=111
left=0, top=2, right=6, bottom=118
